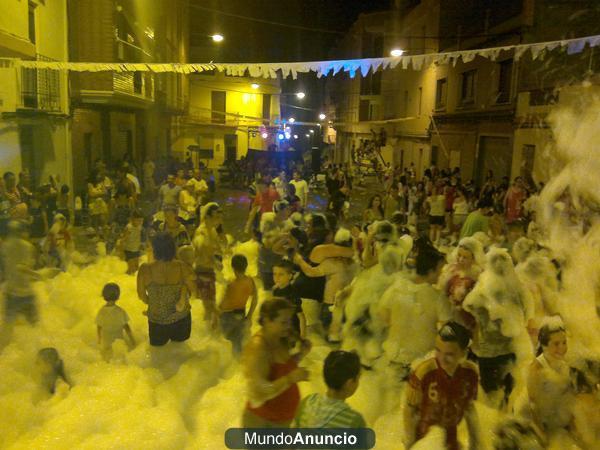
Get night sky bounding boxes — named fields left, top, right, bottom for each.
left=189, top=0, right=390, bottom=63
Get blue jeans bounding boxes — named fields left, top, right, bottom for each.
left=220, top=310, right=247, bottom=354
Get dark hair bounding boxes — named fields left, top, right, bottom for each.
left=537, top=322, right=566, bottom=356
left=416, top=247, right=445, bottom=276
left=289, top=227, right=308, bottom=249
left=152, top=232, right=176, bottom=261
left=477, top=197, right=493, bottom=209
left=323, top=350, right=361, bottom=390
left=102, top=283, right=120, bottom=302
left=204, top=203, right=220, bottom=217
left=231, top=254, right=248, bottom=273
left=438, top=321, right=471, bottom=350
left=60, top=184, right=70, bottom=195
left=258, top=298, right=294, bottom=326
left=3, top=171, right=15, bottom=181
left=273, top=259, right=296, bottom=273
left=37, top=348, right=70, bottom=393
left=311, top=214, right=328, bottom=230
left=367, top=195, right=384, bottom=217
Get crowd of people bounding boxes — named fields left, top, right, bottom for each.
left=1, top=152, right=599, bottom=449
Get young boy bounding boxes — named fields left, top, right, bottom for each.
left=272, top=259, right=306, bottom=339
left=403, top=321, right=480, bottom=450
left=219, top=254, right=257, bottom=354
left=96, top=283, right=135, bottom=361
left=119, top=209, right=144, bottom=274
left=295, top=350, right=365, bottom=428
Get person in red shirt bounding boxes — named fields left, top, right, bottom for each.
left=404, top=321, right=480, bottom=450
left=245, top=181, right=280, bottom=233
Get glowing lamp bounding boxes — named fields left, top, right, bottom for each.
left=293, top=134, right=298, bottom=139
left=309, top=129, right=314, bottom=134
left=261, top=132, right=268, bottom=139
left=284, top=132, right=291, bottom=139
left=277, top=133, right=285, bottom=140
left=296, top=92, right=306, bottom=99
left=289, top=117, right=295, bottom=123
left=211, top=34, right=224, bottom=42
left=305, top=134, right=310, bottom=137
left=390, top=48, right=404, bottom=57
left=251, top=83, right=260, bottom=89
left=319, top=113, right=326, bottom=120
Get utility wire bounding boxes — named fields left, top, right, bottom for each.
left=188, top=3, right=524, bottom=40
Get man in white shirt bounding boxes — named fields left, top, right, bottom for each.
left=290, top=170, right=309, bottom=209
left=377, top=244, right=449, bottom=378
left=189, top=168, right=208, bottom=203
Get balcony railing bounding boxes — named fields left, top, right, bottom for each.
left=113, top=72, right=154, bottom=100
left=20, top=55, right=62, bottom=112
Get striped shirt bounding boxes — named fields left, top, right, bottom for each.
left=295, top=393, right=366, bottom=428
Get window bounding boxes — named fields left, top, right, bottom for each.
left=262, top=94, right=271, bottom=120
left=435, top=78, right=447, bottom=108
left=133, top=72, right=143, bottom=94
left=28, top=2, right=36, bottom=44
left=460, top=70, right=476, bottom=104
left=360, top=71, right=381, bottom=95
left=359, top=99, right=370, bottom=121
left=211, top=91, right=226, bottom=124
left=497, top=60, right=513, bottom=103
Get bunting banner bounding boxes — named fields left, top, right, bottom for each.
left=1, top=34, right=599, bottom=79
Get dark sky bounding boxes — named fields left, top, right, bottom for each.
left=189, top=0, right=391, bottom=63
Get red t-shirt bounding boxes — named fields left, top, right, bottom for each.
left=407, top=358, right=479, bottom=450
left=254, top=189, right=280, bottom=214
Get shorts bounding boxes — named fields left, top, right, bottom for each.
left=477, top=353, right=516, bottom=394
left=124, top=250, right=141, bottom=261
left=429, top=215, right=445, bottom=226
left=148, top=313, right=192, bottom=346
left=196, top=270, right=216, bottom=302
left=4, top=294, right=38, bottom=324
left=220, top=309, right=247, bottom=354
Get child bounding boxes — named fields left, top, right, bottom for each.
left=272, top=259, right=306, bottom=339
left=119, top=209, right=144, bottom=274
left=219, top=254, right=257, bottom=354
left=95, top=283, right=135, bottom=361
left=44, top=213, right=71, bottom=269
left=36, top=347, right=70, bottom=396
left=295, top=350, right=365, bottom=428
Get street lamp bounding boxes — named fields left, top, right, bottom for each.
left=390, top=48, right=404, bottom=57
left=296, top=92, right=306, bottom=99
left=251, top=83, right=260, bottom=89
left=288, top=117, right=295, bottom=123
left=261, top=132, right=268, bottom=139
left=319, top=113, right=326, bottom=120
left=305, top=134, right=310, bottom=138
left=293, top=134, right=298, bottom=139
left=211, top=34, right=224, bottom=42
left=309, top=129, right=314, bottom=134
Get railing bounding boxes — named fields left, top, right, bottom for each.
left=113, top=72, right=154, bottom=100
left=20, top=55, right=62, bottom=112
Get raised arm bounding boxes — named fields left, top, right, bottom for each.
left=309, top=243, right=354, bottom=264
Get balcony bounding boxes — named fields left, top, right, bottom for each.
left=20, top=67, right=62, bottom=112
left=71, top=71, right=154, bottom=109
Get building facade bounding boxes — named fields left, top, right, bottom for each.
left=68, top=0, right=189, bottom=194
left=325, top=0, right=440, bottom=176
left=0, top=0, right=71, bottom=189
left=172, top=72, right=281, bottom=169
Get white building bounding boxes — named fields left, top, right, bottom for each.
left=0, top=0, right=71, bottom=188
